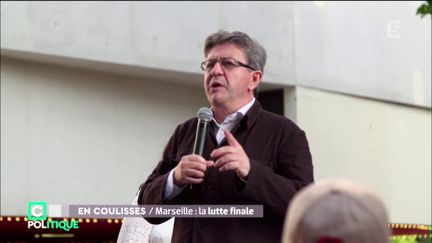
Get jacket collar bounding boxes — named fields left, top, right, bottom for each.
left=242, top=99, right=262, bottom=129
left=209, top=100, right=262, bottom=147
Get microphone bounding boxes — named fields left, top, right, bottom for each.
left=193, top=107, right=213, bottom=155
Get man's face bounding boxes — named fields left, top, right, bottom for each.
left=204, top=43, right=260, bottom=109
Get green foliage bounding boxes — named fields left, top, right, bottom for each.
left=392, top=236, right=418, bottom=243
left=392, top=236, right=432, bottom=243
left=417, top=1, right=432, bottom=18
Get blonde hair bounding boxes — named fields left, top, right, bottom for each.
left=282, top=179, right=390, bottom=243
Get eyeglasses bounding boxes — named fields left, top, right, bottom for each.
left=200, top=57, right=256, bottom=72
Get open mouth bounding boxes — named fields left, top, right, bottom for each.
left=211, top=82, right=223, bottom=88
left=208, top=78, right=226, bottom=93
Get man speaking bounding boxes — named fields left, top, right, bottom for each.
left=138, top=30, right=314, bottom=243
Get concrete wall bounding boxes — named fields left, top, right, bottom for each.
left=2, top=2, right=430, bottom=107
left=294, top=2, right=431, bottom=107
left=296, top=86, right=431, bottom=224
left=0, top=1, right=296, bottom=86
left=1, top=57, right=207, bottom=215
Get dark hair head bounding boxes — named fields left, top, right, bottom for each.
left=204, top=30, right=266, bottom=97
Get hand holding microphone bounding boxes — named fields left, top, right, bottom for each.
left=173, top=108, right=214, bottom=186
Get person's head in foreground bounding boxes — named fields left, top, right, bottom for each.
left=282, top=179, right=390, bottom=243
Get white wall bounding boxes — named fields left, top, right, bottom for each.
left=2, top=2, right=429, bottom=107
left=296, top=86, right=431, bottom=224
left=0, top=1, right=296, bottom=86
left=1, top=57, right=207, bottom=215
left=294, top=1, right=431, bottom=107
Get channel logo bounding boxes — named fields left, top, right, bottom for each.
left=27, top=201, right=47, bottom=221
left=27, top=201, right=79, bottom=231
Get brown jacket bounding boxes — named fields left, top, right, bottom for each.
left=138, top=101, right=314, bottom=243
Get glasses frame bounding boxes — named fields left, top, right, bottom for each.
left=200, top=57, right=256, bottom=72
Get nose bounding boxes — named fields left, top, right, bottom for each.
left=209, top=61, right=224, bottom=75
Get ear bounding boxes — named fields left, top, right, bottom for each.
left=248, top=71, right=262, bottom=91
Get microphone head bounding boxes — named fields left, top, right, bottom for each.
left=197, top=107, right=213, bottom=122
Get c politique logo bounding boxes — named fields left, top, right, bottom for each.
left=28, top=201, right=47, bottom=221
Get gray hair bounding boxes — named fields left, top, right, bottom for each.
left=204, top=30, right=267, bottom=73
left=282, top=179, right=390, bottom=243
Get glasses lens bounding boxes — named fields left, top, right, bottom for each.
left=220, top=58, right=236, bottom=69
left=205, top=60, right=217, bottom=71
left=201, top=58, right=250, bottom=72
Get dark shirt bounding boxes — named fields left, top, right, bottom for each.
left=138, top=101, right=314, bottom=243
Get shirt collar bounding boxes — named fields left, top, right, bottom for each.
left=213, top=98, right=256, bottom=125
left=237, top=98, right=256, bottom=117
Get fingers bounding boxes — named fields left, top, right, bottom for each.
left=184, top=169, right=205, bottom=179
left=186, top=154, right=207, bottom=164
left=173, top=131, right=249, bottom=186
left=213, top=154, right=236, bottom=168
left=183, top=154, right=207, bottom=170
left=214, top=154, right=249, bottom=178
left=210, top=130, right=240, bottom=158
left=224, top=129, right=240, bottom=146
left=206, top=160, right=215, bottom=167
left=218, top=161, right=239, bottom=172
left=174, top=154, right=209, bottom=186
left=184, top=177, right=204, bottom=184
left=210, top=131, right=250, bottom=178
left=210, top=146, right=236, bottom=158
